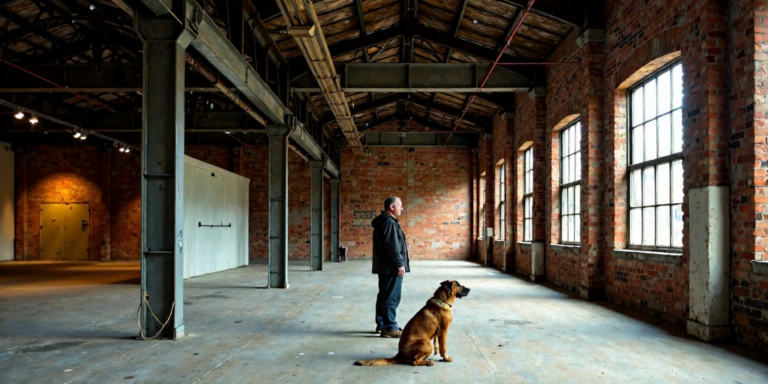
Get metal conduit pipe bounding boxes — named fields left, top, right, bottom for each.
left=184, top=54, right=267, bottom=126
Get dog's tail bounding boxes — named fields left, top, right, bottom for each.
left=354, top=353, right=402, bottom=366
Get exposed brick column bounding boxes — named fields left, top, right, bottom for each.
left=531, top=89, right=547, bottom=280
left=729, top=0, right=768, bottom=349
left=578, top=30, right=606, bottom=300
left=483, top=134, right=495, bottom=266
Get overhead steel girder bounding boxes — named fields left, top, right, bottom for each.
left=0, top=63, right=218, bottom=92
left=358, top=113, right=481, bottom=133
left=324, top=93, right=490, bottom=129
left=291, top=63, right=531, bottom=93
left=288, top=23, right=538, bottom=81
left=140, top=0, right=338, bottom=178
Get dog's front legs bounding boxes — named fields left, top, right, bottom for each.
left=438, top=328, right=452, bottom=362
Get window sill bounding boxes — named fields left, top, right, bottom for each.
left=612, top=249, right=682, bottom=265
left=751, top=260, right=768, bottom=275
left=551, top=243, right=580, bottom=251
left=518, top=241, right=532, bottom=250
left=494, top=240, right=506, bottom=244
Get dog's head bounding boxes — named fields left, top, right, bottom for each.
left=438, top=280, right=471, bottom=301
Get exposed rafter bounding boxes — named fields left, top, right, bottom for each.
left=291, top=62, right=531, bottom=93
left=276, top=0, right=364, bottom=155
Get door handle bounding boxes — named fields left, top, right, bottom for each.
left=82, top=220, right=88, bottom=231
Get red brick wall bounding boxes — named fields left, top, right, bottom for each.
left=547, top=246, right=580, bottom=293
left=492, top=117, right=514, bottom=270
left=239, top=146, right=269, bottom=259
left=477, top=136, right=494, bottom=265
left=288, top=152, right=311, bottom=260
left=324, top=176, right=331, bottom=260
left=340, top=146, right=471, bottom=260
left=729, top=0, right=768, bottom=350
left=15, top=146, right=106, bottom=260
left=110, top=151, right=141, bottom=260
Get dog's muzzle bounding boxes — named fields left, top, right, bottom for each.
left=456, top=286, right=470, bottom=298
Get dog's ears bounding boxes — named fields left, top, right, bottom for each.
left=440, top=280, right=453, bottom=293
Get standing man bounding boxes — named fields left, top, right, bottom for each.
left=371, top=196, right=410, bottom=338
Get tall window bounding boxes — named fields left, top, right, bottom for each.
left=499, top=163, right=506, bottom=241
left=523, top=148, right=533, bottom=241
left=628, top=61, right=684, bottom=248
left=560, top=121, right=581, bottom=243
left=480, top=174, right=486, bottom=238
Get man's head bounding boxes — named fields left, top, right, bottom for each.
left=384, top=196, right=403, bottom=216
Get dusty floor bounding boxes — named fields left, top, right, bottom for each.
left=1, top=259, right=767, bottom=384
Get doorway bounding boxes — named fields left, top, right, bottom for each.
left=40, top=203, right=90, bottom=260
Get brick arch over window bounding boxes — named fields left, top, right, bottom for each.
left=615, top=26, right=684, bottom=90
left=549, top=101, right=581, bottom=132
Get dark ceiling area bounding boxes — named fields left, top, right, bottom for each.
left=0, top=0, right=604, bottom=151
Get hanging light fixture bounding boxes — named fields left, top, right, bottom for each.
left=124, top=148, right=130, bottom=153
left=74, top=131, right=82, bottom=138
left=14, top=110, right=24, bottom=119
left=79, top=133, right=87, bottom=140
left=29, top=115, right=39, bottom=124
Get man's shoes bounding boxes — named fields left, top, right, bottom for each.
left=375, top=326, right=382, bottom=334
left=380, top=328, right=403, bottom=338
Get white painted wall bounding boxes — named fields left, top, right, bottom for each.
left=183, top=155, right=250, bottom=279
left=0, top=142, right=14, bottom=261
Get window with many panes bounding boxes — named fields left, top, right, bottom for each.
left=480, top=174, right=486, bottom=239
left=628, top=61, right=684, bottom=248
left=523, top=148, right=533, bottom=242
left=499, top=163, right=506, bottom=241
left=560, top=121, right=581, bottom=243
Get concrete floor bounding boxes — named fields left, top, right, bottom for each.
left=1, top=260, right=767, bottom=384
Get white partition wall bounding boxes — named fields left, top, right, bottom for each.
left=0, top=142, right=13, bottom=261
left=183, top=155, right=249, bottom=278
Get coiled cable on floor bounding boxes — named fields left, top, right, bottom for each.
left=136, top=291, right=175, bottom=340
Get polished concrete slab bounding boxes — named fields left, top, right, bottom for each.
left=1, top=260, right=767, bottom=384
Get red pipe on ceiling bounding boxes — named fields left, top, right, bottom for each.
left=442, top=0, right=538, bottom=147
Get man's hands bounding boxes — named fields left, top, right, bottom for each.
left=397, top=266, right=406, bottom=276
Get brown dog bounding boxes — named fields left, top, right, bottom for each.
left=355, top=280, right=470, bottom=367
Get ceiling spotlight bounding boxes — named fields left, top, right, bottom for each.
left=74, top=132, right=82, bottom=138
left=79, top=134, right=87, bottom=140
left=89, top=4, right=95, bottom=11
left=119, top=147, right=126, bottom=152
left=124, top=148, right=130, bottom=153
left=29, top=115, right=38, bottom=124
left=14, top=110, right=24, bottom=119
left=473, top=20, right=478, bottom=24
left=224, top=131, right=232, bottom=135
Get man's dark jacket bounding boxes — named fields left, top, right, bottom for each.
left=371, top=212, right=410, bottom=274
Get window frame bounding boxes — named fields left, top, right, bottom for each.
left=627, top=59, right=684, bottom=251
left=499, top=162, right=506, bottom=241
left=559, top=120, right=582, bottom=245
left=523, top=148, right=533, bottom=242
left=480, top=173, right=486, bottom=239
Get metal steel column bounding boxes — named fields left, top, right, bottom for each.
left=330, top=178, right=340, bottom=262
left=135, top=8, right=193, bottom=339
left=267, top=124, right=291, bottom=288
left=309, top=156, right=325, bottom=271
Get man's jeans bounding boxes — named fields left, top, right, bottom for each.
left=375, top=273, right=403, bottom=332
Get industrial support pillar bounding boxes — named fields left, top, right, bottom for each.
left=309, top=156, right=325, bottom=271
left=135, top=8, right=194, bottom=339
left=330, top=178, right=341, bottom=262
left=267, top=124, right=291, bottom=288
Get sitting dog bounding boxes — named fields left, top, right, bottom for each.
left=355, top=280, right=470, bottom=367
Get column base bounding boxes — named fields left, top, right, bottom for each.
left=687, top=320, right=731, bottom=342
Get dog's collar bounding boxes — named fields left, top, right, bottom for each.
left=430, top=297, right=452, bottom=310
